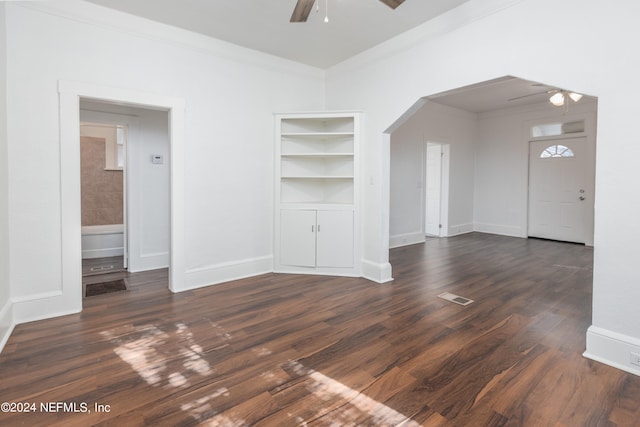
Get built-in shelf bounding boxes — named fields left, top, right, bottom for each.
left=275, top=112, right=360, bottom=276
left=281, top=153, right=353, bottom=157
left=280, top=177, right=353, bottom=205
left=280, top=117, right=354, bottom=134
left=281, top=132, right=354, bottom=137
left=281, top=176, right=354, bottom=179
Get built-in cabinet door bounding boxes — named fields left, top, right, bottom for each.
left=280, top=209, right=354, bottom=268
left=280, top=210, right=316, bottom=267
left=316, top=210, right=354, bottom=268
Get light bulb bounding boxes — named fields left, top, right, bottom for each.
left=569, top=92, right=583, bottom=102
left=550, top=92, right=565, bottom=106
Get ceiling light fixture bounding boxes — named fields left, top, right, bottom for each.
left=549, top=90, right=583, bottom=108
left=569, top=92, right=583, bottom=103
left=549, top=92, right=565, bottom=107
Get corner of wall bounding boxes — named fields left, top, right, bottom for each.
left=182, top=256, right=273, bottom=292
left=361, top=259, right=393, bottom=284
left=0, top=2, right=13, bottom=355
left=584, top=326, right=640, bottom=377
left=0, top=300, right=14, bottom=354
left=389, top=232, right=425, bottom=249
left=447, top=223, right=474, bottom=237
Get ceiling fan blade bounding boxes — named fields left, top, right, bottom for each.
left=290, top=0, right=316, bottom=22
left=508, top=90, right=554, bottom=102
left=378, top=0, right=405, bottom=9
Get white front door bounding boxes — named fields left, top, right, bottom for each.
left=528, top=137, right=588, bottom=243
left=425, top=143, right=442, bottom=236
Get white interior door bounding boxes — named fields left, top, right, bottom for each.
left=528, top=137, right=588, bottom=243
left=280, top=209, right=317, bottom=267
left=425, top=143, right=442, bottom=236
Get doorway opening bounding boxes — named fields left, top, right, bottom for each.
left=424, top=141, right=449, bottom=238
left=526, top=117, right=595, bottom=246
left=527, top=134, right=591, bottom=244
left=80, top=121, right=128, bottom=277
left=78, top=99, right=171, bottom=299
left=386, top=75, right=597, bottom=267
left=59, top=80, right=186, bottom=311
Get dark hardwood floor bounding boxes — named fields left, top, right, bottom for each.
left=1, top=233, right=639, bottom=426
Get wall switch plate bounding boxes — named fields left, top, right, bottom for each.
left=151, top=155, right=164, bottom=164
left=630, top=352, right=640, bottom=367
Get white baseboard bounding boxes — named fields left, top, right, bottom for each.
left=584, top=326, right=640, bottom=376
left=361, top=259, right=393, bottom=283
left=0, top=299, right=15, bottom=354
left=183, top=255, right=273, bottom=292
left=82, top=247, right=124, bottom=259
left=447, top=222, right=474, bottom=237
left=473, top=222, right=522, bottom=238
left=389, top=232, right=425, bottom=249
left=11, top=291, right=82, bottom=325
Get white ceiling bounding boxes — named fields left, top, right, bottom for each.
left=83, top=1, right=595, bottom=113
left=426, top=76, right=596, bottom=113
left=427, top=77, right=552, bottom=113
left=85, top=0, right=471, bottom=68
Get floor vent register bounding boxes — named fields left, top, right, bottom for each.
left=438, top=292, right=474, bottom=306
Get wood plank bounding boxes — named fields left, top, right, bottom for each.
left=1, top=233, right=639, bottom=426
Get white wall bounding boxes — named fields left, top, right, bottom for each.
left=326, top=0, right=640, bottom=375
left=4, top=1, right=324, bottom=326
left=80, top=101, right=170, bottom=272
left=390, top=97, right=597, bottom=248
left=390, top=101, right=476, bottom=247
left=0, top=3, right=13, bottom=349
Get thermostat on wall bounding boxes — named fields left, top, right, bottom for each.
left=151, top=155, right=164, bottom=164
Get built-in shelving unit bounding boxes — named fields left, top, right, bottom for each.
left=274, top=112, right=360, bottom=276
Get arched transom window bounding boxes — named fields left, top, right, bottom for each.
left=540, top=144, right=574, bottom=158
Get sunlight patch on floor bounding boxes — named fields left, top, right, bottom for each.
left=181, top=388, right=232, bottom=423
left=101, top=325, right=169, bottom=386
left=286, top=361, right=422, bottom=426
left=101, top=321, right=217, bottom=388
left=103, top=322, right=419, bottom=425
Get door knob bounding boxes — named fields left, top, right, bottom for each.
left=579, top=196, right=585, bottom=201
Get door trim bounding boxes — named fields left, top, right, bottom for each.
left=59, top=80, right=186, bottom=313
left=527, top=136, right=587, bottom=243
left=423, top=141, right=450, bottom=237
